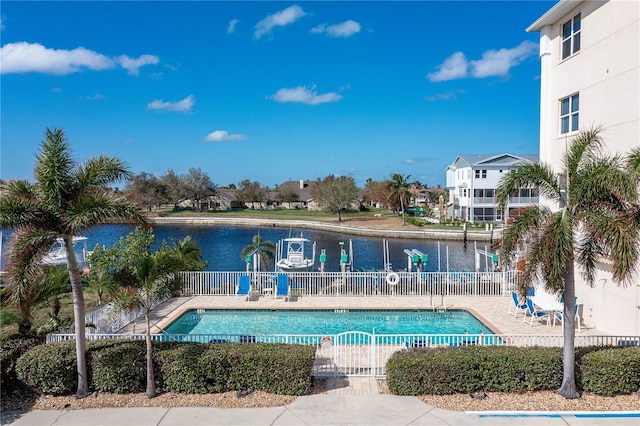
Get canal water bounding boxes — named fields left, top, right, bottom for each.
left=79, top=223, right=486, bottom=272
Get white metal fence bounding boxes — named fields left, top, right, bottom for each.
left=179, top=270, right=519, bottom=298
left=45, top=332, right=639, bottom=377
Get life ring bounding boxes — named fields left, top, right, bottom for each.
left=386, top=272, right=399, bottom=285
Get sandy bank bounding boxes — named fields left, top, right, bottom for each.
left=152, top=216, right=495, bottom=242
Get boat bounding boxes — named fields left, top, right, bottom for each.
left=276, top=237, right=316, bottom=272
left=41, top=236, right=90, bottom=267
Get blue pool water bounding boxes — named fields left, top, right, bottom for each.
left=164, top=309, right=494, bottom=336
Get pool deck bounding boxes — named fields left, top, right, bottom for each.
left=120, top=294, right=602, bottom=337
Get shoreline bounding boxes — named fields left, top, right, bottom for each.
left=151, top=216, right=495, bottom=242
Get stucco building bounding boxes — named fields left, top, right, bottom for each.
left=527, top=0, right=640, bottom=335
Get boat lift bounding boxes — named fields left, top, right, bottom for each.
left=403, top=249, right=428, bottom=272
left=339, top=240, right=353, bottom=273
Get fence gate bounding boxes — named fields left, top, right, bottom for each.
left=313, top=331, right=377, bottom=377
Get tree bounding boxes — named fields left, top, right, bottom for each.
left=363, top=179, right=392, bottom=209
left=310, top=175, right=360, bottom=222
left=241, top=234, right=277, bottom=271
left=496, top=127, right=640, bottom=399
left=182, top=167, right=216, bottom=210
left=275, top=187, right=300, bottom=209
left=0, top=128, right=147, bottom=397
left=96, top=227, right=203, bottom=398
left=160, top=169, right=185, bottom=208
left=236, top=179, right=268, bottom=210
left=388, top=173, right=413, bottom=225
left=123, top=172, right=168, bottom=212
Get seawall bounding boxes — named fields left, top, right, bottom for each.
left=152, top=216, right=495, bottom=242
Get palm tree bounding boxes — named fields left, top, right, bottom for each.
left=108, top=227, right=184, bottom=398
left=388, top=173, right=413, bottom=225
left=0, top=128, right=146, bottom=397
left=241, top=234, right=277, bottom=271
left=496, top=127, right=640, bottom=399
left=168, top=235, right=208, bottom=271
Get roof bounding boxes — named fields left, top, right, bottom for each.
left=527, top=0, right=583, bottom=32
left=276, top=180, right=316, bottom=201
left=448, top=154, right=539, bottom=170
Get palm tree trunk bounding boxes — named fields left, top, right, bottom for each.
left=558, top=252, right=579, bottom=399
left=400, top=198, right=406, bottom=226
left=145, top=311, right=156, bottom=398
left=64, top=235, right=90, bottom=398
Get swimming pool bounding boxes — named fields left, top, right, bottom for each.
left=163, top=309, right=494, bottom=336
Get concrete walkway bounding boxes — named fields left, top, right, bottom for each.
left=3, top=394, right=639, bottom=426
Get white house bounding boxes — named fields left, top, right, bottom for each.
left=445, top=154, right=539, bottom=223
left=527, top=0, right=640, bottom=335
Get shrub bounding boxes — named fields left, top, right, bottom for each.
left=15, top=340, right=77, bottom=394
left=0, top=335, right=43, bottom=394
left=89, top=339, right=146, bottom=394
left=387, top=346, right=564, bottom=395
left=155, top=343, right=210, bottom=394
left=579, top=347, right=640, bottom=396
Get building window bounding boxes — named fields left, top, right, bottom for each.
left=560, top=93, right=579, bottom=134
left=475, top=170, right=480, bottom=178
left=562, top=13, right=581, bottom=60
left=481, top=170, right=487, bottom=179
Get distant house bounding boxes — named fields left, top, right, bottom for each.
left=274, top=180, right=316, bottom=209
left=445, top=154, right=539, bottom=223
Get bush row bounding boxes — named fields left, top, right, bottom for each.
left=0, top=335, right=45, bottom=394
left=386, top=345, right=640, bottom=396
left=15, top=339, right=316, bottom=396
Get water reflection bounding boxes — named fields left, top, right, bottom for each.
left=81, top=224, right=489, bottom=272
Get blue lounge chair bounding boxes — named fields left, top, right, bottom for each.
left=508, top=291, right=528, bottom=318
left=275, top=274, right=289, bottom=301
left=554, top=298, right=581, bottom=332
left=236, top=275, right=251, bottom=301
left=523, top=298, right=549, bottom=326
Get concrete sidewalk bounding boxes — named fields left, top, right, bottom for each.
left=3, top=395, right=639, bottom=426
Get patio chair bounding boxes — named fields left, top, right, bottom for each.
left=508, top=291, right=528, bottom=318
left=275, top=274, right=289, bottom=301
left=523, top=298, right=549, bottom=326
left=236, top=275, right=251, bottom=301
left=554, top=301, right=581, bottom=332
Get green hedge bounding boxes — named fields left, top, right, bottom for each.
left=0, top=335, right=44, bottom=394
left=579, top=347, right=640, bottom=396
left=15, top=340, right=316, bottom=396
left=387, top=345, right=639, bottom=396
left=15, top=340, right=78, bottom=395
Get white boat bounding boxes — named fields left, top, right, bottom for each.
left=41, top=236, right=90, bottom=267
left=276, top=237, right=315, bottom=272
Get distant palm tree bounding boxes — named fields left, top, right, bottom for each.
left=388, top=173, right=413, bottom=226
left=496, top=127, right=640, bottom=399
left=168, top=236, right=208, bottom=271
left=0, top=128, right=146, bottom=398
left=241, top=234, right=277, bottom=271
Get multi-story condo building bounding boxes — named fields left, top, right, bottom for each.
left=445, top=154, right=539, bottom=223
left=527, top=0, right=639, bottom=335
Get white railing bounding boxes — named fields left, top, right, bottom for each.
left=179, top=270, right=519, bottom=298
left=84, top=296, right=171, bottom=334
left=45, top=332, right=639, bottom=377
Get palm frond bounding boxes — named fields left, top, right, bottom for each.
left=33, top=128, right=75, bottom=208
left=66, top=192, right=148, bottom=231
left=498, top=206, right=549, bottom=266
left=496, top=162, right=560, bottom=209
left=75, top=156, right=133, bottom=191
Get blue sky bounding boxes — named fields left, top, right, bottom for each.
left=1, top=1, right=555, bottom=188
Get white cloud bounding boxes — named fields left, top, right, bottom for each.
left=146, top=95, right=195, bottom=112
left=268, top=85, right=342, bottom=105
left=426, top=40, right=538, bottom=82
left=0, top=42, right=114, bottom=75
left=424, top=89, right=466, bottom=102
left=254, top=5, right=305, bottom=39
left=470, top=40, right=538, bottom=78
left=311, top=20, right=361, bottom=37
left=203, top=130, right=247, bottom=142
left=0, top=41, right=160, bottom=76
left=227, top=19, right=240, bottom=34
left=115, top=54, right=159, bottom=76
left=426, top=52, right=468, bottom=82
